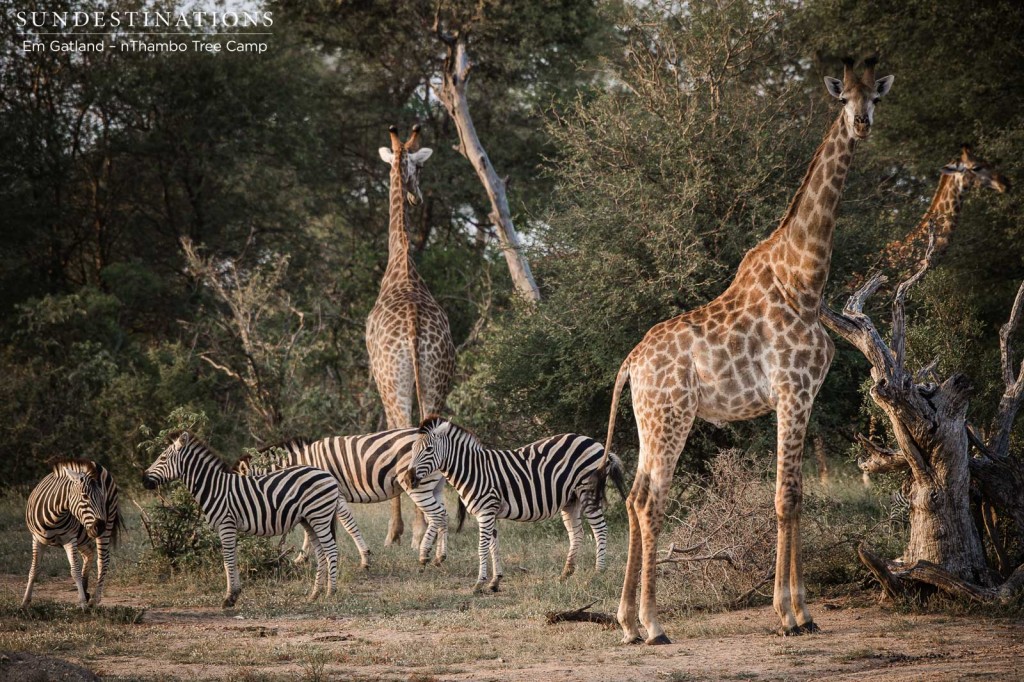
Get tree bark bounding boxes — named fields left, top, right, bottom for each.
left=435, top=30, right=541, bottom=303
left=820, top=243, right=990, bottom=585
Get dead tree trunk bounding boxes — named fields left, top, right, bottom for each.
left=434, top=27, right=541, bottom=303
left=820, top=242, right=1015, bottom=593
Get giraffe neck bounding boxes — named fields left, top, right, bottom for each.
left=766, top=114, right=856, bottom=309
left=919, top=172, right=965, bottom=254
left=384, top=149, right=413, bottom=284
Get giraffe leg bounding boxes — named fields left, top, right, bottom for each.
left=385, top=495, right=405, bottom=546
left=618, top=476, right=645, bottom=644
left=773, top=396, right=815, bottom=635
left=218, top=523, right=241, bottom=608
left=22, top=538, right=41, bottom=608
left=628, top=398, right=696, bottom=646
left=560, top=499, right=584, bottom=580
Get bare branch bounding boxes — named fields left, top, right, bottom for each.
left=855, top=433, right=909, bottom=474
left=892, top=229, right=936, bottom=375
left=989, top=280, right=1024, bottom=457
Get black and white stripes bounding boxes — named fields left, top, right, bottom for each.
left=407, top=417, right=626, bottom=592
left=236, top=429, right=450, bottom=567
left=23, top=459, right=122, bottom=609
left=142, top=431, right=342, bottom=607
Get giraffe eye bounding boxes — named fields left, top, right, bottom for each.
left=872, top=97, right=880, bottom=104
left=839, top=97, right=847, bottom=105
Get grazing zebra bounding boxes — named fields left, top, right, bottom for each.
left=235, top=429, right=452, bottom=568
left=22, top=459, right=122, bottom=609
left=407, top=417, right=627, bottom=593
left=142, top=431, right=342, bottom=607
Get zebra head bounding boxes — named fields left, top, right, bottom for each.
left=407, top=416, right=455, bottom=489
left=142, top=431, right=193, bottom=489
left=63, top=468, right=107, bottom=539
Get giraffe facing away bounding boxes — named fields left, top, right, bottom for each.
left=604, top=57, right=894, bottom=643
left=879, top=144, right=1010, bottom=273
left=368, top=125, right=456, bottom=547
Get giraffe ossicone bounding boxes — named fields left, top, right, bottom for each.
left=605, top=55, right=893, bottom=644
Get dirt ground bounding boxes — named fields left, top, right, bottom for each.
left=3, top=574, right=1023, bottom=681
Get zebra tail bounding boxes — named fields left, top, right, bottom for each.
left=602, top=355, right=631, bottom=470
left=607, top=452, right=627, bottom=501
left=457, top=497, right=467, bottom=533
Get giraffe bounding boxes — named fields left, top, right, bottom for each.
left=368, top=124, right=456, bottom=547
left=857, top=145, right=1008, bottom=487
left=604, top=57, right=894, bottom=643
left=879, top=144, right=1010, bottom=272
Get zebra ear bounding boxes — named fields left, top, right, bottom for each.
left=65, top=470, right=87, bottom=484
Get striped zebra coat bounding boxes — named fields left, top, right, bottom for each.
left=142, top=431, right=342, bottom=607
left=23, top=459, right=122, bottom=609
left=235, top=429, right=451, bottom=567
left=407, top=417, right=627, bottom=592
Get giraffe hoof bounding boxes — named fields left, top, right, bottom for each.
left=781, top=623, right=813, bottom=637
left=646, top=634, right=672, bottom=646
left=798, top=621, right=820, bottom=634
left=621, top=635, right=644, bottom=646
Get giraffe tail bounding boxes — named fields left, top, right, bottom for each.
left=602, top=355, right=631, bottom=470
left=408, top=304, right=427, bottom=423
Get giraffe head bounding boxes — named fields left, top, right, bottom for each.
left=940, top=144, right=1011, bottom=194
left=378, top=124, right=433, bottom=205
left=823, top=54, right=894, bottom=140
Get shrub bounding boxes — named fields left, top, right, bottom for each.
left=660, top=449, right=908, bottom=612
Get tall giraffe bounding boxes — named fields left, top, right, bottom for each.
left=368, top=124, right=456, bottom=547
left=880, top=144, right=1010, bottom=271
left=604, top=57, right=894, bottom=643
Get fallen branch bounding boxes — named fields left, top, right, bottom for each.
left=131, top=497, right=156, bottom=549
left=545, top=600, right=617, bottom=628
left=858, top=544, right=907, bottom=602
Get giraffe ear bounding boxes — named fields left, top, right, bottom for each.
left=409, top=148, right=433, bottom=166
left=823, top=77, right=844, bottom=100
left=378, top=147, right=394, bottom=164
left=874, top=75, right=895, bottom=99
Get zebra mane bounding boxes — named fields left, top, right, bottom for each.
left=418, top=416, right=483, bottom=449
left=258, top=437, right=311, bottom=453
left=167, top=431, right=231, bottom=473
left=47, top=457, right=99, bottom=480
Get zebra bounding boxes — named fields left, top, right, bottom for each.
left=22, top=458, right=122, bottom=609
left=406, top=416, right=627, bottom=593
left=142, top=431, right=342, bottom=607
left=234, top=429, right=453, bottom=568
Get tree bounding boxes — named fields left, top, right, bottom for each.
left=823, top=239, right=1024, bottom=600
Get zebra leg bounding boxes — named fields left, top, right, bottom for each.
left=582, top=492, right=610, bottom=573
left=79, top=542, right=94, bottom=603
left=63, top=541, right=88, bottom=609
left=407, top=479, right=447, bottom=566
left=21, top=537, right=41, bottom=608
left=385, top=494, right=404, bottom=546
left=313, top=519, right=339, bottom=598
left=336, top=499, right=370, bottom=570
left=90, top=534, right=111, bottom=606
left=560, top=500, right=584, bottom=581
left=218, top=523, right=241, bottom=608
left=488, top=525, right=503, bottom=592
left=473, top=513, right=495, bottom=594
left=303, top=521, right=326, bottom=601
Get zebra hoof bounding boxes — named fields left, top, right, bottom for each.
left=560, top=567, right=575, bottom=581
left=646, top=634, right=672, bottom=646
left=473, top=582, right=486, bottom=595
left=431, top=556, right=445, bottom=567
left=222, top=596, right=238, bottom=609
left=76, top=602, right=89, bottom=611
left=621, top=634, right=643, bottom=646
